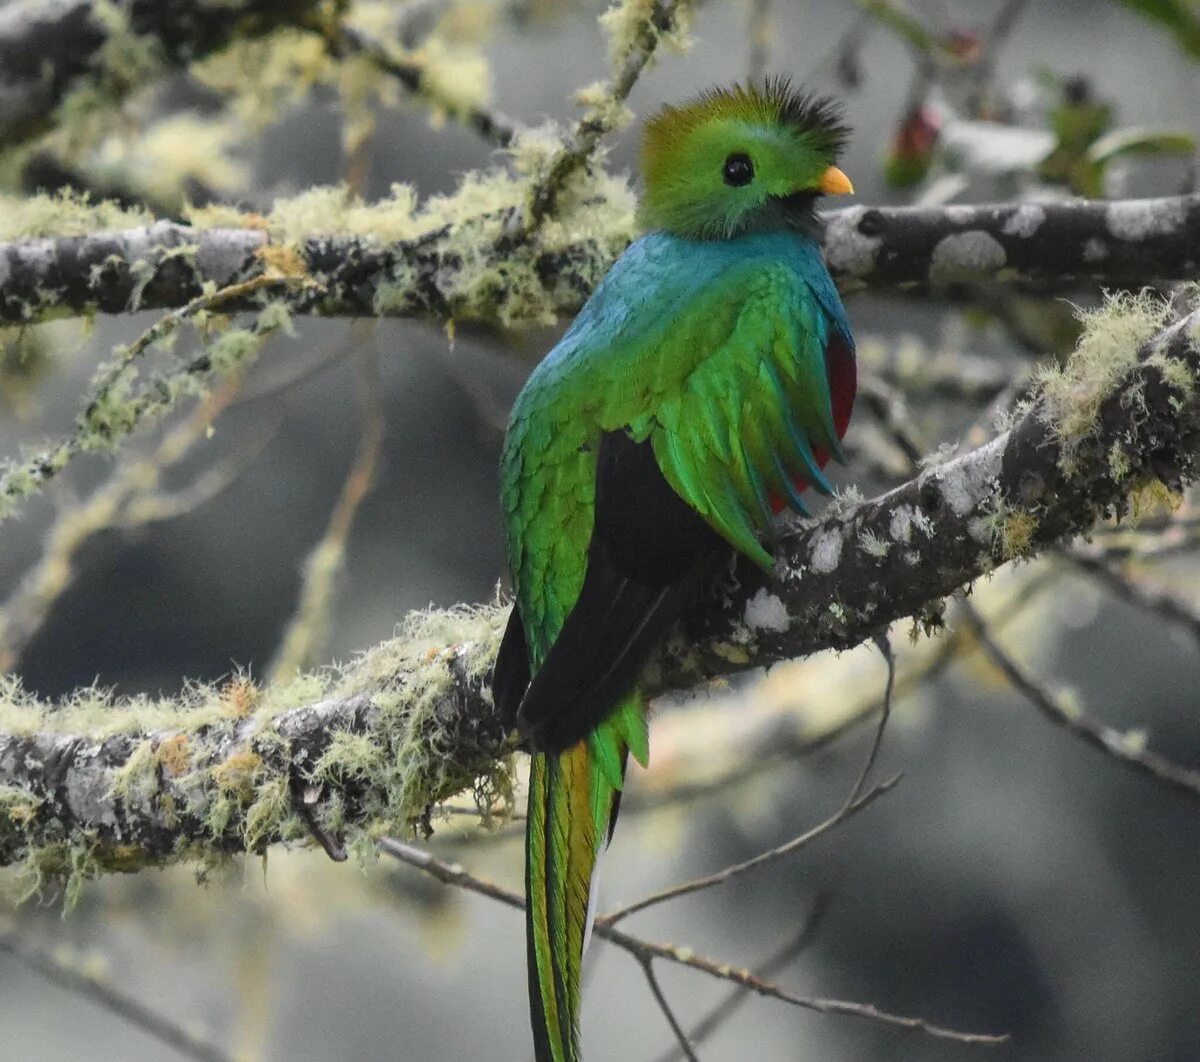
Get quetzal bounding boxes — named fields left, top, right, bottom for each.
left=492, top=80, right=856, bottom=1062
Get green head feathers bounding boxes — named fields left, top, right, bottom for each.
left=638, top=79, right=853, bottom=240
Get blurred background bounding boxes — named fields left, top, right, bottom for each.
left=2, top=0, right=1200, bottom=1059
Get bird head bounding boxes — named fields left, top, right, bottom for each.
left=638, top=79, right=852, bottom=240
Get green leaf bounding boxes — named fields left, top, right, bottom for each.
left=1114, top=0, right=1200, bottom=57
left=1086, top=127, right=1197, bottom=165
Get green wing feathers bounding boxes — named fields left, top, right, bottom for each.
left=504, top=246, right=852, bottom=1062
left=650, top=268, right=841, bottom=571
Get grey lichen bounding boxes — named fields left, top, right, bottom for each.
left=1105, top=196, right=1188, bottom=241
left=929, top=231, right=1008, bottom=282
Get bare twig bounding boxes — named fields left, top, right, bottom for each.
left=640, top=958, right=700, bottom=1062
left=654, top=894, right=831, bottom=1062
left=1063, top=550, right=1200, bottom=650
left=327, top=24, right=522, bottom=148
left=600, top=919, right=1008, bottom=1046
left=599, top=776, right=897, bottom=925
left=599, top=645, right=897, bottom=927
left=377, top=839, right=1005, bottom=1046
left=969, top=0, right=1033, bottom=112
left=525, top=0, right=691, bottom=227
left=0, top=926, right=231, bottom=1062
left=960, top=601, right=1200, bottom=801
left=115, top=419, right=280, bottom=528
left=858, top=373, right=927, bottom=470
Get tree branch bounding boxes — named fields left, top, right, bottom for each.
left=2, top=296, right=1198, bottom=881
left=0, top=0, right=327, bottom=149
left=0, top=194, right=1196, bottom=326
left=0, top=923, right=231, bottom=1062
left=377, top=839, right=1005, bottom=1046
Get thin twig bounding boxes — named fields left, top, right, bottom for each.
left=858, top=374, right=927, bottom=475
left=654, top=894, right=831, bottom=1062
left=1063, top=551, right=1200, bottom=651
left=960, top=601, right=1200, bottom=801
left=525, top=0, right=690, bottom=227
left=377, top=838, right=1005, bottom=1046
left=0, top=927, right=231, bottom=1062
left=115, top=427, right=279, bottom=527
left=598, top=777, right=897, bottom=926
left=599, top=919, right=1007, bottom=1046
left=969, top=0, right=1033, bottom=113
left=328, top=24, right=522, bottom=148
left=641, top=958, right=700, bottom=1062
left=0, top=274, right=306, bottom=528
left=599, top=648, right=898, bottom=927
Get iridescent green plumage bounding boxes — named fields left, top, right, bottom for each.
left=494, top=79, right=857, bottom=1062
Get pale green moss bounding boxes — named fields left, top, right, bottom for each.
left=598, top=0, right=694, bottom=66
left=192, top=27, right=335, bottom=131
left=982, top=494, right=1040, bottom=560
left=314, top=731, right=386, bottom=784
left=0, top=604, right=515, bottom=905
left=1147, top=348, right=1196, bottom=400
left=1128, top=478, right=1183, bottom=522
left=0, top=190, right=152, bottom=241
left=0, top=785, right=41, bottom=828
left=1037, top=291, right=1174, bottom=474
left=858, top=529, right=891, bottom=559
left=1108, top=441, right=1133, bottom=483
left=88, top=115, right=250, bottom=210
left=244, top=776, right=292, bottom=851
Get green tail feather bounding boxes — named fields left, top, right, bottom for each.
left=526, top=698, right=642, bottom=1062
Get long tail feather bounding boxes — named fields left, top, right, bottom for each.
left=526, top=713, right=633, bottom=1061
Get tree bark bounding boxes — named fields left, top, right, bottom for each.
left=0, top=0, right=326, bottom=148
left=0, top=195, right=1196, bottom=325
left=2, top=304, right=1197, bottom=876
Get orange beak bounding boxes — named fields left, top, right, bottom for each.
left=817, top=165, right=854, bottom=196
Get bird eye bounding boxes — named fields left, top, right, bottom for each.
left=722, top=153, right=754, bottom=187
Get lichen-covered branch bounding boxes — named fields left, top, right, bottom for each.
left=525, top=0, right=693, bottom=226
left=328, top=23, right=522, bottom=148
left=2, top=296, right=1198, bottom=890
left=0, top=194, right=1196, bottom=327
left=0, top=0, right=327, bottom=148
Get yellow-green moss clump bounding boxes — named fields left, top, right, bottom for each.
left=1036, top=290, right=1175, bottom=474
left=0, top=604, right=516, bottom=907
left=0, top=189, right=153, bottom=241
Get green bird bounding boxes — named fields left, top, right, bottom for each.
left=493, top=79, right=857, bottom=1061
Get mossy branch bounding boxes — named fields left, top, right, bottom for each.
left=0, top=0, right=329, bottom=149
left=524, top=0, right=693, bottom=227
left=0, top=273, right=305, bottom=525
left=0, top=194, right=1196, bottom=327
left=2, top=296, right=1199, bottom=894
